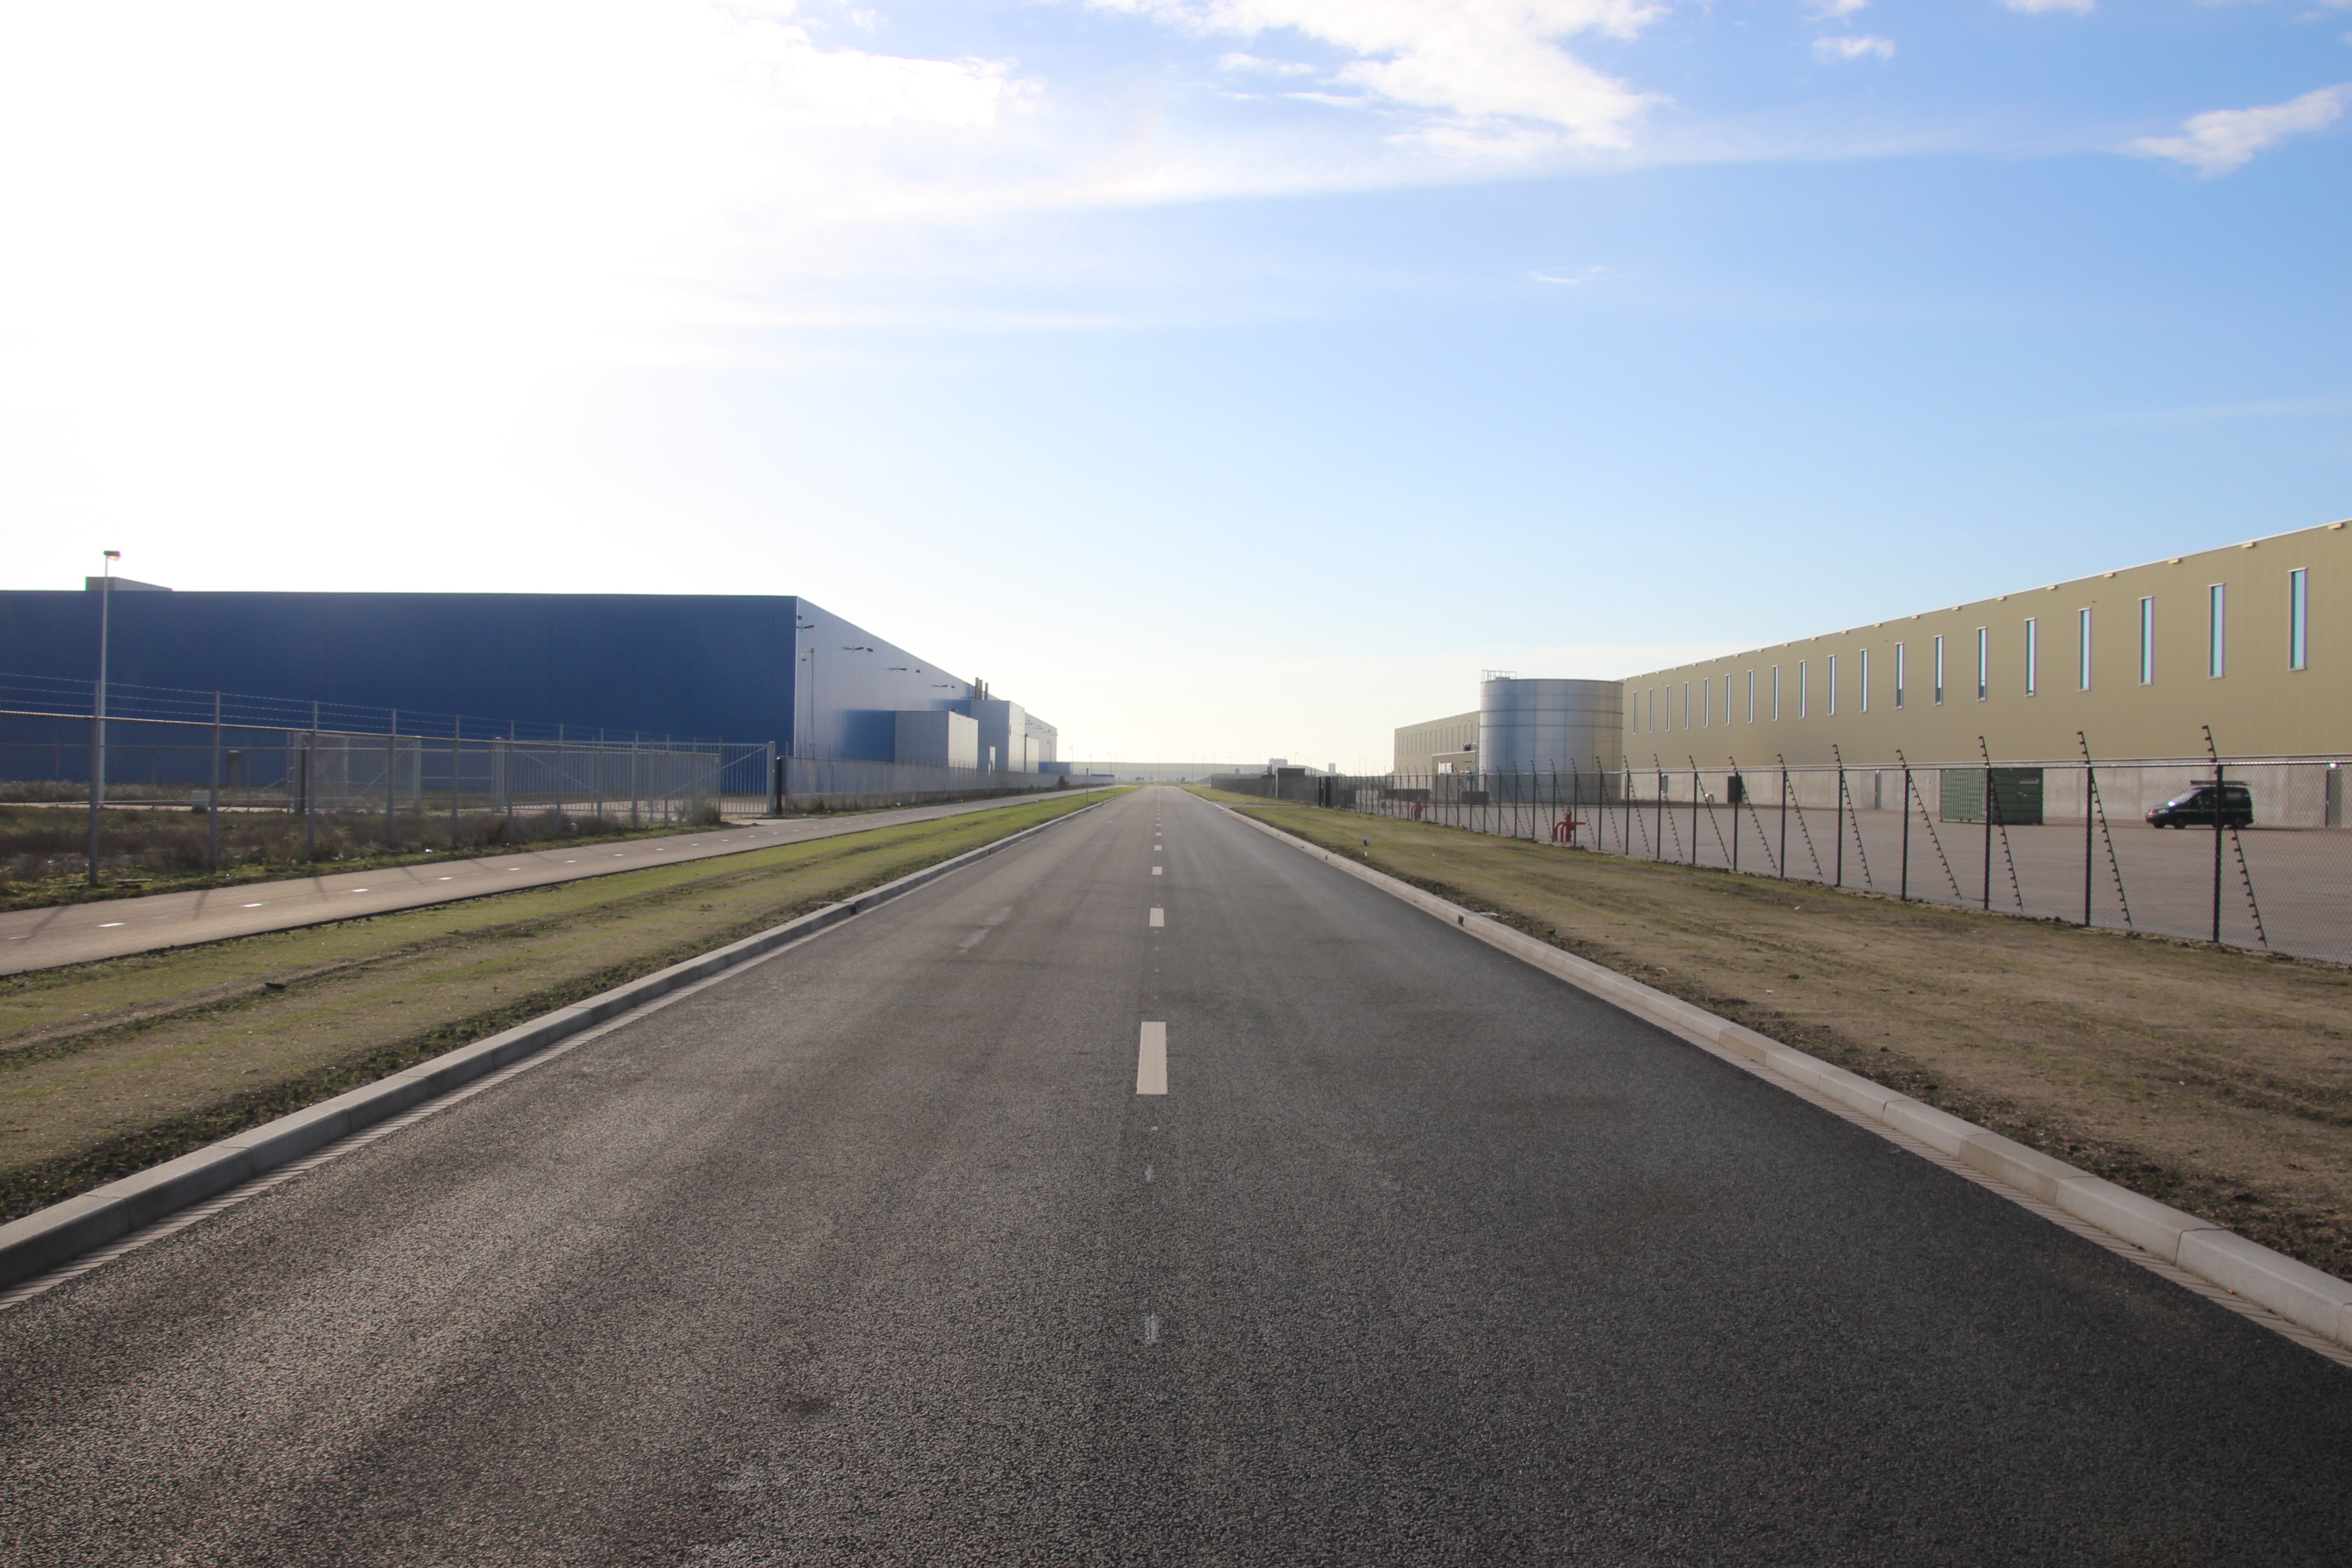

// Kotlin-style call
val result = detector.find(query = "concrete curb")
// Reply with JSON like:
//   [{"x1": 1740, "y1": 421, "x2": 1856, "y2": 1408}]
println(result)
[
  {"x1": 1222, "y1": 805, "x2": 2352, "y2": 1355},
  {"x1": 0, "y1": 796, "x2": 1111, "y2": 1292}
]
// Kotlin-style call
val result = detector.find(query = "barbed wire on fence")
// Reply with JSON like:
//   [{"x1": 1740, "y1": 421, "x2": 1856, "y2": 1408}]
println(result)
[{"x1": 1309, "y1": 742, "x2": 2348, "y2": 966}]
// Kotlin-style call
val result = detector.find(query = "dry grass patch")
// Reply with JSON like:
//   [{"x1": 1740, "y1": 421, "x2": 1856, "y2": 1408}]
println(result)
[{"x1": 1219, "y1": 797, "x2": 2352, "y2": 1279}]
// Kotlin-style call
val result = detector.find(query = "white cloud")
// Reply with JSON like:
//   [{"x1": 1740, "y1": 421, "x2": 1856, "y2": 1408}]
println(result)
[
  {"x1": 1998, "y1": 0, "x2": 2094, "y2": 14},
  {"x1": 2125, "y1": 84, "x2": 2349, "y2": 176},
  {"x1": 1218, "y1": 50, "x2": 1316, "y2": 74},
  {"x1": 1814, "y1": 35, "x2": 1897, "y2": 61},
  {"x1": 1807, "y1": 0, "x2": 1870, "y2": 18},
  {"x1": 1091, "y1": 1, "x2": 1666, "y2": 151},
  {"x1": 1530, "y1": 265, "x2": 1613, "y2": 284}
]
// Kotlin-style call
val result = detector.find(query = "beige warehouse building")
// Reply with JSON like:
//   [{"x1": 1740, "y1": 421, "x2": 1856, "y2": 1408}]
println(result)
[
  {"x1": 1618, "y1": 519, "x2": 2349, "y2": 768},
  {"x1": 1389, "y1": 517, "x2": 2352, "y2": 828},
  {"x1": 1392, "y1": 518, "x2": 2352, "y2": 777}
]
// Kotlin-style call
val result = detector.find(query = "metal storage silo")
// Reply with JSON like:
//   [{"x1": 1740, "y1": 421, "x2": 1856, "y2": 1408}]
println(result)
[{"x1": 1477, "y1": 677, "x2": 1623, "y2": 779}]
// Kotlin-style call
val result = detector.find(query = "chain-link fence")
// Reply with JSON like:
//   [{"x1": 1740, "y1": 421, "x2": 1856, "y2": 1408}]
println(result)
[
  {"x1": 1, "y1": 672, "x2": 1079, "y2": 887},
  {"x1": 1292, "y1": 752, "x2": 2352, "y2": 964}
]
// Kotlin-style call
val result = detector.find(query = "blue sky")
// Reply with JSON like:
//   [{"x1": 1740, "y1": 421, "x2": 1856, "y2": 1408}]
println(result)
[{"x1": 1, "y1": 0, "x2": 2345, "y2": 769}]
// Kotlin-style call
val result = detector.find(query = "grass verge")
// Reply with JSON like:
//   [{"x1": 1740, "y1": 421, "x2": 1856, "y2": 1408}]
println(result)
[
  {"x1": 0, "y1": 789, "x2": 1122, "y2": 1223},
  {"x1": 1209, "y1": 794, "x2": 2352, "y2": 1280}
]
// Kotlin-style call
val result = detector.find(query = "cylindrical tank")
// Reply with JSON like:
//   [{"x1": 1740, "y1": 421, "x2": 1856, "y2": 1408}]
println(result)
[{"x1": 1477, "y1": 678, "x2": 1623, "y2": 777}]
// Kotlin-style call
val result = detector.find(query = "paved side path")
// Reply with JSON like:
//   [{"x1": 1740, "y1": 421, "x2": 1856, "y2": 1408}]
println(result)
[
  {"x1": 0, "y1": 789, "x2": 1107, "y2": 976},
  {"x1": 0, "y1": 785, "x2": 2347, "y2": 1564}
]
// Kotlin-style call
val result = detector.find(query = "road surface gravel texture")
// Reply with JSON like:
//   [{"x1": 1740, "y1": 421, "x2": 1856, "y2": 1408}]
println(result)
[{"x1": 0, "y1": 787, "x2": 2347, "y2": 1566}]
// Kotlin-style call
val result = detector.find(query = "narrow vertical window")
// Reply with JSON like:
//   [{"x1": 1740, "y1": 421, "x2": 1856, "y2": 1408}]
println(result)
[
  {"x1": 1799, "y1": 660, "x2": 1809, "y2": 718},
  {"x1": 1976, "y1": 627, "x2": 1989, "y2": 701},
  {"x1": 1859, "y1": 648, "x2": 1871, "y2": 713},
  {"x1": 2078, "y1": 608, "x2": 2092, "y2": 691},
  {"x1": 2290, "y1": 568, "x2": 2308, "y2": 670},
  {"x1": 1682, "y1": 681, "x2": 1690, "y2": 728},
  {"x1": 2024, "y1": 619, "x2": 2038, "y2": 696},
  {"x1": 1746, "y1": 669, "x2": 1755, "y2": 723},
  {"x1": 2139, "y1": 598, "x2": 2154, "y2": 684},
  {"x1": 1771, "y1": 666, "x2": 1781, "y2": 720},
  {"x1": 1699, "y1": 677, "x2": 1710, "y2": 728},
  {"x1": 1933, "y1": 635, "x2": 1945, "y2": 704},
  {"x1": 2208, "y1": 585, "x2": 2226, "y2": 677},
  {"x1": 1894, "y1": 642, "x2": 1906, "y2": 709},
  {"x1": 1647, "y1": 689, "x2": 1654, "y2": 732},
  {"x1": 1827, "y1": 655, "x2": 1838, "y2": 715}
]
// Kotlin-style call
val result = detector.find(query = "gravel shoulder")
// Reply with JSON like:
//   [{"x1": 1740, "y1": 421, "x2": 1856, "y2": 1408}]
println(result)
[{"x1": 1213, "y1": 792, "x2": 2352, "y2": 1280}]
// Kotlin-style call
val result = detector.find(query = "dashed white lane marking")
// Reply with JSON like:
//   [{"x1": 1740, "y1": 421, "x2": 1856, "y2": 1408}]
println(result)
[
  {"x1": 350, "y1": 888, "x2": 368, "y2": 894},
  {"x1": 1149, "y1": 908, "x2": 1164, "y2": 928},
  {"x1": 1137, "y1": 1022, "x2": 1167, "y2": 1096},
  {"x1": 97, "y1": 921, "x2": 125, "y2": 928},
  {"x1": 1144, "y1": 1162, "x2": 1154, "y2": 1182},
  {"x1": 438, "y1": 877, "x2": 453, "y2": 881},
  {"x1": 242, "y1": 902, "x2": 265, "y2": 908},
  {"x1": 1151, "y1": 866, "x2": 1162, "y2": 876},
  {"x1": 1143, "y1": 1314, "x2": 1160, "y2": 1345}
]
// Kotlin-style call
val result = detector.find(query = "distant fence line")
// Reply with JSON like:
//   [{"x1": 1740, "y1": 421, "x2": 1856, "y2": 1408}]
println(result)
[
  {"x1": 1, "y1": 702, "x2": 1079, "y2": 884},
  {"x1": 1226, "y1": 747, "x2": 2352, "y2": 965}
]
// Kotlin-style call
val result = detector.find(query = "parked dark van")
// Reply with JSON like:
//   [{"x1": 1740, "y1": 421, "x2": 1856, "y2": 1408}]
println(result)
[{"x1": 2147, "y1": 782, "x2": 2254, "y2": 829}]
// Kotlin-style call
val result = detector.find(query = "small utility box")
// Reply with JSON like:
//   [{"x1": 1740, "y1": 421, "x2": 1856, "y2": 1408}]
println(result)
[{"x1": 1940, "y1": 767, "x2": 2044, "y2": 825}]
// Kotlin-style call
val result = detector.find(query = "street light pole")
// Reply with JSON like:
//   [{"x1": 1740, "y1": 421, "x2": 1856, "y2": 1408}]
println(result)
[{"x1": 84, "y1": 549, "x2": 119, "y2": 885}]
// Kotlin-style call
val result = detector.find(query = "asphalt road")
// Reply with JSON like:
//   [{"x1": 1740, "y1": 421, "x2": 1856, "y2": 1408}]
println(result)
[
  {"x1": 0, "y1": 788, "x2": 1107, "y2": 976},
  {"x1": 1, "y1": 785, "x2": 2347, "y2": 1565}
]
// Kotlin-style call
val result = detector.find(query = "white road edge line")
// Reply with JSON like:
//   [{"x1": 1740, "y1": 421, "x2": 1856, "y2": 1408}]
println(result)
[
  {"x1": 1222, "y1": 805, "x2": 2352, "y2": 1371},
  {"x1": 1137, "y1": 1022, "x2": 1168, "y2": 1096}
]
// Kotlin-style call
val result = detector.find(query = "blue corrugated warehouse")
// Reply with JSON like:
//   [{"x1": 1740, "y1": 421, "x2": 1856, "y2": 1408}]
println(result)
[{"x1": 0, "y1": 589, "x2": 1054, "y2": 767}]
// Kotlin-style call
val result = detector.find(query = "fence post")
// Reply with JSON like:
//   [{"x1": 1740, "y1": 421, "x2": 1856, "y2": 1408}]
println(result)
[
  {"x1": 450, "y1": 721, "x2": 461, "y2": 847},
  {"x1": 1689, "y1": 764, "x2": 1699, "y2": 866},
  {"x1": 386, "y1": 709, "x2": 399, "y2": 850},
  {"x1": 1981, "y1": 751, "x2": 1994, "y2": 911},
  {"x1": 210, "y1": 691, "x2": 223, "y2": 872},
  {"x1": 1834, "y1": 762, "x2": 1845, "y2": 888},
  {"x1": 2211, "y1": 757, "x2": 2226, "y2": 945},
  {"x1": 555, "y1": 724, "x2": 565, "y2": 832},
  {"x1": 766, "y1": 740, "x2": 780, "y2": 816},
  {"x1": 1731, "y1": 768, "x2": 1740, "y2": 871},
  {"x1": 1778, "y1": 760, "x2": 1790, "y2": 883},
  {"x1": 304, "y1": 703, "x2": 318, "y2": 863},
  {"x1": 1899, "y1": 762, "x2": 1911, "y2": 902},
  {"x1": 1654, "y1": 766, "x2": 1665, "y2": 861},
  {"x1": 2082, "y1": 758, "x2": 2095, "y2": 928}
]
